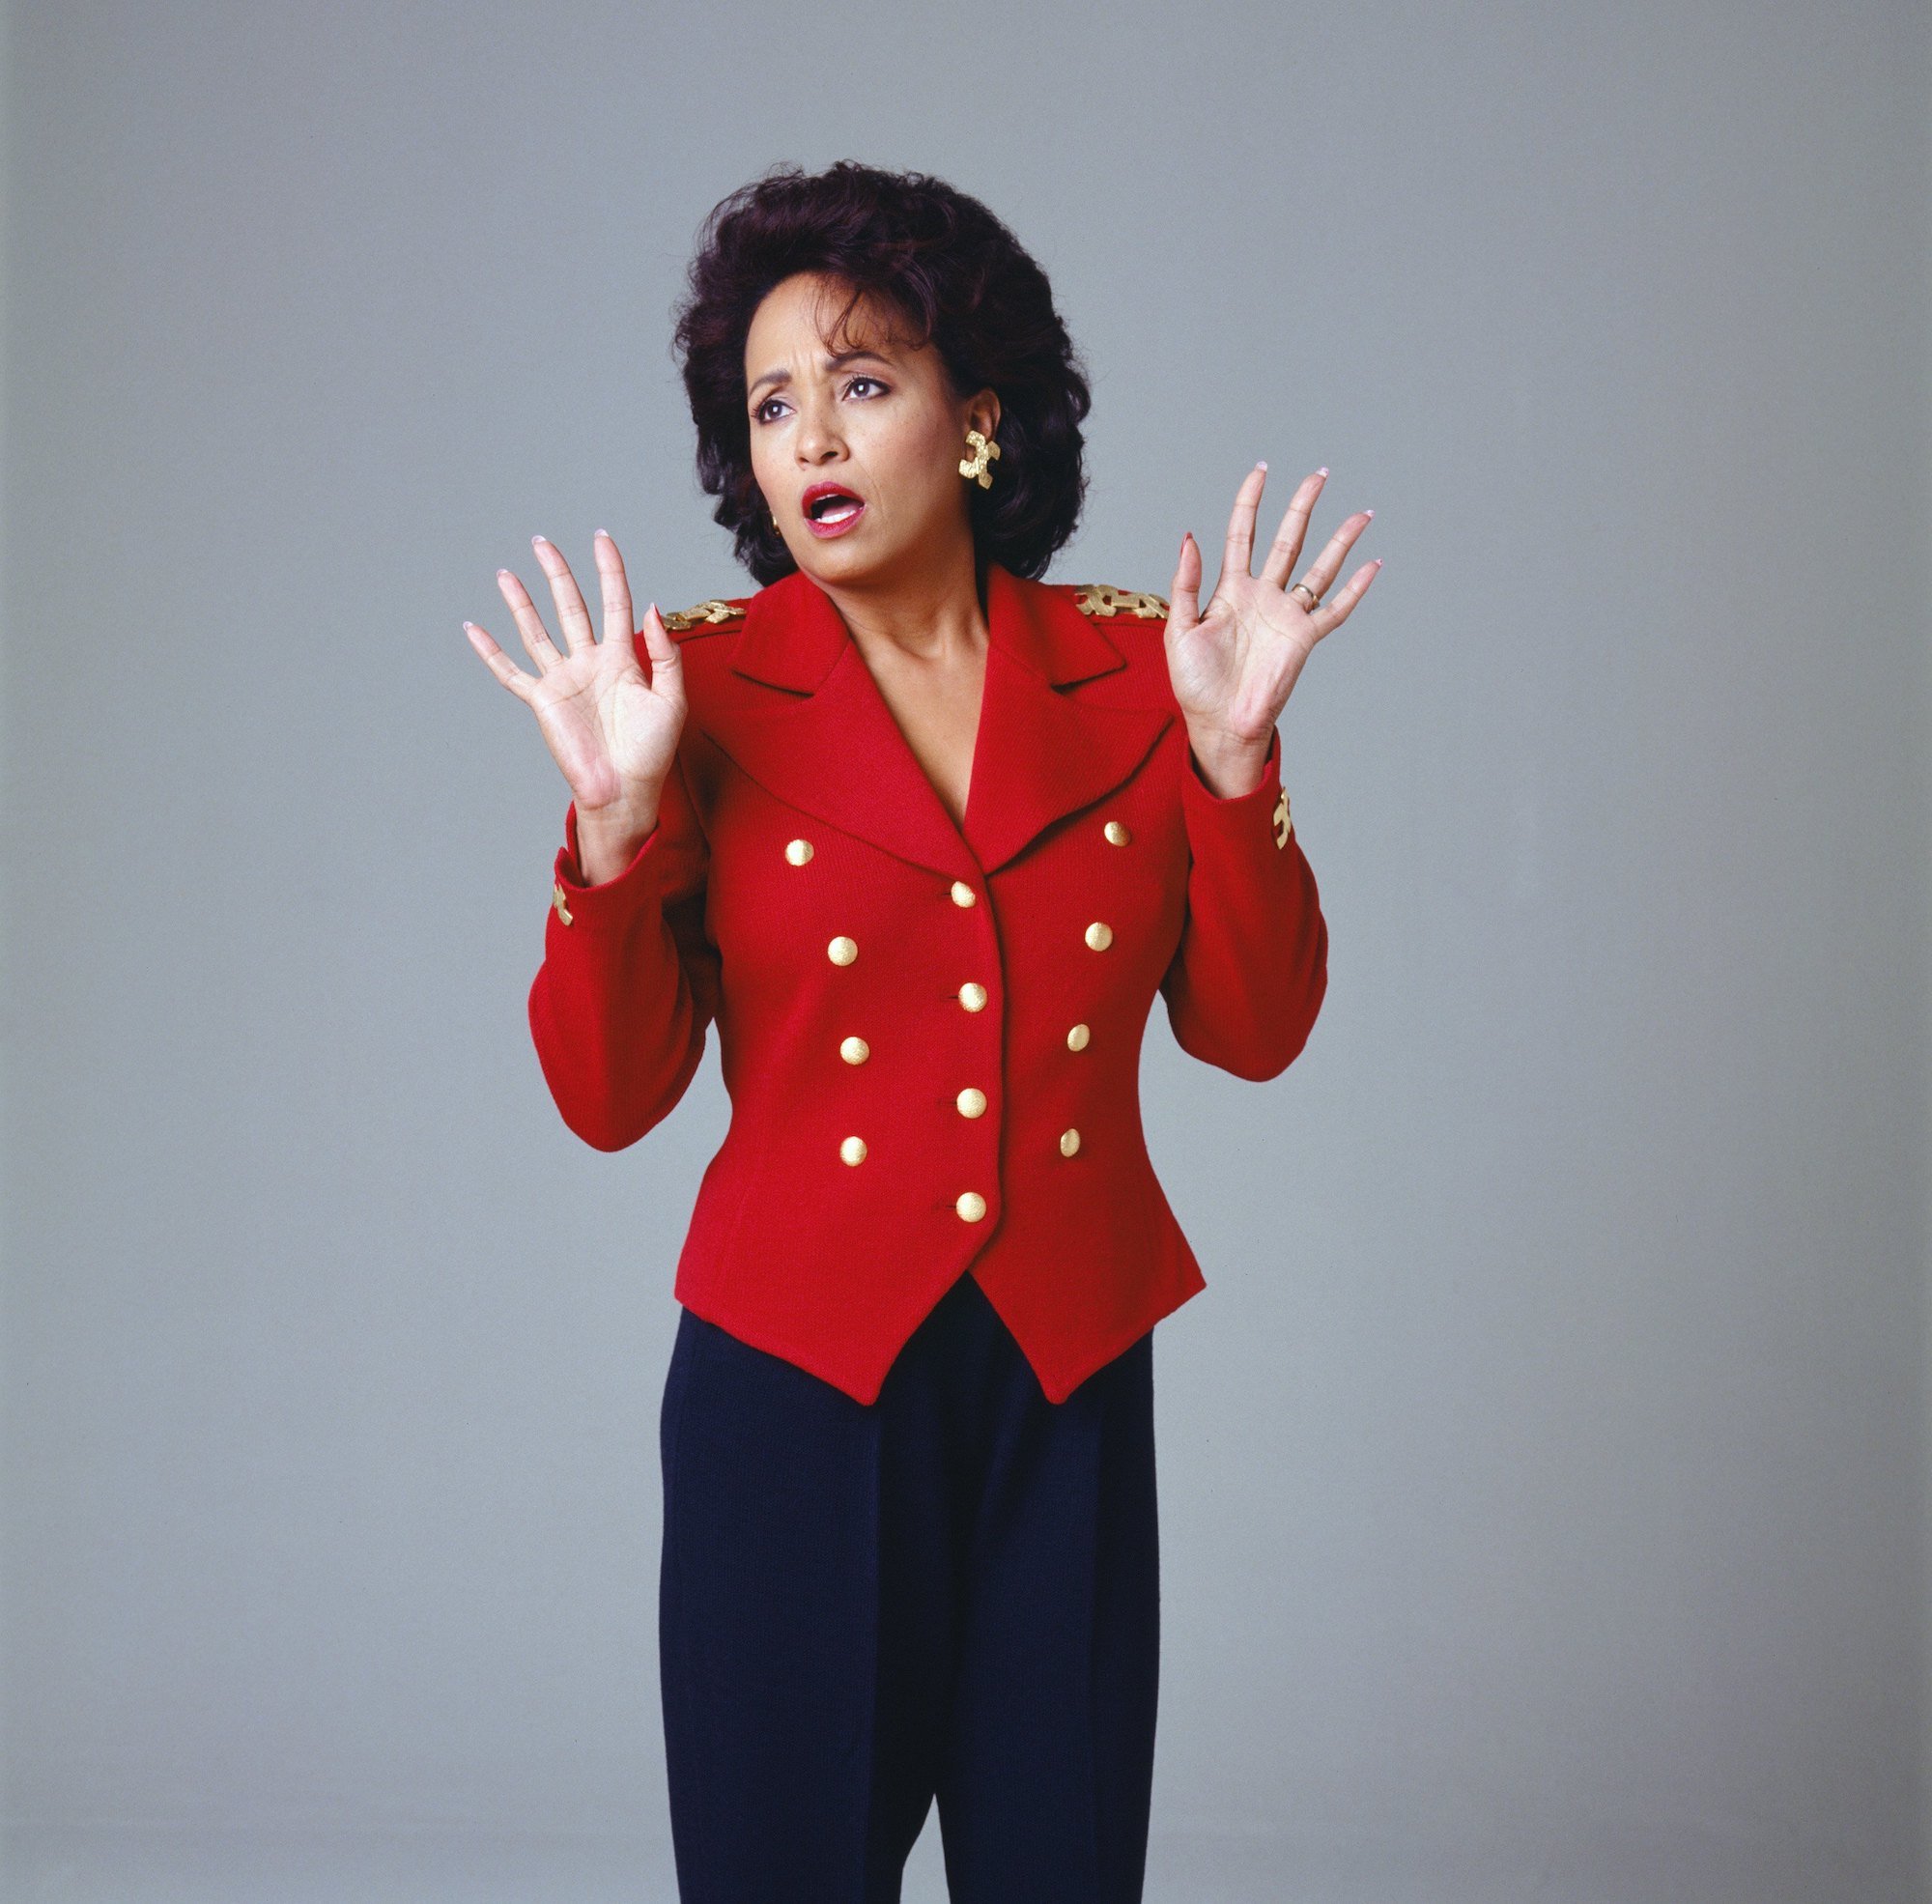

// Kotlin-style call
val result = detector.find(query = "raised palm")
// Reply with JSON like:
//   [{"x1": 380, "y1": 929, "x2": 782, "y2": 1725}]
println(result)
[
  {"x1": 464, "y1": 530, "x2": 684, "y2": 818},
  {"x1": 1165, "y1": 464, "x2": 1378, "y2": 750}
]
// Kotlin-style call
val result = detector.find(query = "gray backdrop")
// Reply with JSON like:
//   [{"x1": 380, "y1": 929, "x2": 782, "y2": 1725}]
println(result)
[{"x1": 4, "y1": 3, "x2": 1927, "y2": 1900}]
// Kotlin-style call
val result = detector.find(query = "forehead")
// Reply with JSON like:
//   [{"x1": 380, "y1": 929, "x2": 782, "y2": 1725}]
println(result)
[{"x1": 744, "y1": 271, "x2": 918, "y2": 362}]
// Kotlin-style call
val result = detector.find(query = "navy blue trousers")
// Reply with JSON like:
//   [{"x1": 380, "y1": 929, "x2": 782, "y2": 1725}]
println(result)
[{"x1": 658, "y1": 1268, "x2": 1160, "y2": 1903}]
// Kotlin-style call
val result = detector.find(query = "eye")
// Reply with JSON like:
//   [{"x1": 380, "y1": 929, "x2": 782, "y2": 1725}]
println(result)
[{"x1": 753, "y1": 370, "x2": 889, "y2": 422}]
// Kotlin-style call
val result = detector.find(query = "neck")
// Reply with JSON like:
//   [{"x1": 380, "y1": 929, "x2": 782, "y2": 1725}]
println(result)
[{"x1": 814, "y1": 528, "x2": 988, "y2": 665}]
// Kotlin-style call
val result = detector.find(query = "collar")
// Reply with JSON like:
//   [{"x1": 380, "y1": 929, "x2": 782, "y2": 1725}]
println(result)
[
  {"x1": 727, "y1": 561, "x2": 1132, "y2": 694},
  {"x1": 693, "y1": 561, "x2": 1174, "y2": 881}
]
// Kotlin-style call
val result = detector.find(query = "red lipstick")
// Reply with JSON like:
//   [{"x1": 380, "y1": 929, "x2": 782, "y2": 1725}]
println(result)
[{"x1": 800, "y1": 480, "x2": 867, "y2": 539}]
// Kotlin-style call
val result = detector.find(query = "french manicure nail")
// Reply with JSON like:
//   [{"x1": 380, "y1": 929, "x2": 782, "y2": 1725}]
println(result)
[
  {"x1": 532, "y1": 534, "x2": 549, "y2": 548},
  {"x1": 1317, "y1": 467, "x2": 1329, "y2": 478},
  {"x1": 1364, "y1": 508, "x2": 1375, "y2": 519},
  {"x1": 1257, "y1": 459, "x2": 1268, "y2": 471}
]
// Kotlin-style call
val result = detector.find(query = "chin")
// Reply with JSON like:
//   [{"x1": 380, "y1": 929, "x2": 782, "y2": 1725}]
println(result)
[{"x1": 791, "y1": 535, "x2": 898, "y2": 588}]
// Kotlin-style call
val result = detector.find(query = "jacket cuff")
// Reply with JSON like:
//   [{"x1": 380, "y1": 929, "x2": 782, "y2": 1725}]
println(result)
[
  {"x1": 1179, "y1": 725, "x2": 1287, "y2": 838},
  {"x1": 549, "y1": 799, "x2": 671, "y2": 931}
]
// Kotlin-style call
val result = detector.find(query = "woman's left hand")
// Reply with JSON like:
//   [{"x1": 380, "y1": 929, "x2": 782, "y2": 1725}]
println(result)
[{"x1": 1164, "y1": 463, "x2": 1379, "y2": 796}]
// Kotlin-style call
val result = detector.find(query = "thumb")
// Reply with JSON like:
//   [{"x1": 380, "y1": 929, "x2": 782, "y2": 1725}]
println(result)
[
  {"x1": 635, "y1": 602, "x2": 685, "y2": 693},
  {"x1": 1166, "y1": 532, "x2": 1204, "y2": 638}
]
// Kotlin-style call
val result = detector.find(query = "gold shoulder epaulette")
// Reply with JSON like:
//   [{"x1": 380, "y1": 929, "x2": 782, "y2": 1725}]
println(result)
[
  {"x1": 1070, "y1": 583, "x2": 1169, "y2": 620},
  {"x1": 659, "y1": 597, "x2": 748, "y2": 633}
]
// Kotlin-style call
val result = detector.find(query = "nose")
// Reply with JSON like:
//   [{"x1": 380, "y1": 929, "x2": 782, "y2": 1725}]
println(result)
[{"x1": 793, "y1": 389, "x2": 846, "y2": 465}]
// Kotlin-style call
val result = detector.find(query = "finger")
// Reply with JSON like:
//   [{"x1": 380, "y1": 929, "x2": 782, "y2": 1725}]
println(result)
[
  {"x1": 1218, "y1": 462, "x2": 1269, "y2": 593},
  {"x1": 531, "y1": 533, "x2": 597, "y2": 655},
  {"x1": 463, "y1": 620, "x2": 536, "y2": 704},
  {"x1": 1166, "y1": 531, "x2": 1204, "y2": 636},
  {"x1": 1288, "y1": 507, "x2": 1374, "y2": 607},
  {"x1": 496, "y1": 566, "x2": 570, "y2": 670},
  {"x1": 1257, "y1": 469, "x2": 1329, "y2": 589},
  {"x1": 1307, "y1": 558, "x2": 1383, "y2": 641},
  {"x1": 592, "y1": 528, "x2": 636, "y2": 651},
  {"x1": 635, "y1": 601, "x2": 686, "y2": 701}
]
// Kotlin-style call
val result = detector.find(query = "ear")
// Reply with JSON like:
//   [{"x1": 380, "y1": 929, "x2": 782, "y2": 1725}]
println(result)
[{"x1": 965, "y1": 388, "x2": 1002, "y2": 443}]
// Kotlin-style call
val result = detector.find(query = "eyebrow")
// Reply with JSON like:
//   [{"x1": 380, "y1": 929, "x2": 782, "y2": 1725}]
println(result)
[{"x1": 748, "y1": 348, "x2": 895, "y2": 400}]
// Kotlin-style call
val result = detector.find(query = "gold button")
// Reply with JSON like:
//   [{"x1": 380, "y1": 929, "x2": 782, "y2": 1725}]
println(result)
[
  {"x1": 1066, "y1": 1022, "x2": 1091, "y2": 1051},
  {"x1": 955, "y1": 1087, "x2": 987, "y2": 1118},
  {"x1": 1059, "y1": 1127, "x2": 1081, "y2": 1156},
  {"x1": 785, "y1": 838, "x2": 814, "y2": 866},
  {"x1": 839, "y1": 1135, "x2": 867, "y2": 1166},
  {"x1": 950, "y1": 879, "x2": 977, "y2": 907},
  {"x1": 1272, "y1": 788, "x2": 1293, "y2": 847},
  {"x1": 828, "y1": 935, "x2": 859, "y2": 965},
  {"x1": 955, "y1": 1191, "x2": 987, "y2": 1222},
  {"x1": 552, "y1": 880, "x2": 574, "y2": 926},
  {"x1": 1084, "y1": 921, "x2": 1114, "y2": 951},
  {"x1": 839, "y1": 1036, "x2": 870, "y2": 1065},
  {"x1": 958, "y1": 981, "x2": 988, "y2": 1011},
  {"x1": 1103, "y1": 820, "x2": 1131, "y2": 845}
]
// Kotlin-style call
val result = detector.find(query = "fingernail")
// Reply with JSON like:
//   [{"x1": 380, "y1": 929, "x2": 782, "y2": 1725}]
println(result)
[
  {"x1": 1256, "y1": 460, "x2": 1268, "y2": 471},
  {"x1": 497, "y1": 568, "x2": 511, "y2": 579},
  {"x1": 532, "y1": 533, "x2": 549, "y2": 548},
  {"x1": 462, "y1": 620, "x2": 476, "y2": 632},
  {"x1": 595, "y1": 528, "x2": 610, "y2": 540},
  {"x1": 1364, "y1": 508, "x2": 1375, "y2": 519},
  {"x1": 1317, "y1": 467, "x2": 1329, "y2": 478}
]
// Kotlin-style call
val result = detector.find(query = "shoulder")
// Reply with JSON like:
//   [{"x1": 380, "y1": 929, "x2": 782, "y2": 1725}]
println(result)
[
  {"x1": 1053, "y1": 581, "x2": 1171, "y2": 622},
  {"x1": 656, "y1": 595, "x2": 753, "y2": 641},
  {"x1": 1053, "y1": 582, "x2": 1175, "y2": 699},
  {"x1": 640, "y1": 596, "x2": 754, "y2": 697},
  {"x1": 629, "y1": 598, "x2": 753, "y2": 744}
]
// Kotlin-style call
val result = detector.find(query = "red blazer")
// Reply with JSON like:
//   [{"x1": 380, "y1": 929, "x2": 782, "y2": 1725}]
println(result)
[{"x1": 528, "y1": 561, "x2": 1328, "y2": 1406}]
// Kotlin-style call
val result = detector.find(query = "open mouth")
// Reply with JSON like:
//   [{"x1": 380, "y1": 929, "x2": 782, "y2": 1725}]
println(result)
[{"x1": 802, "y1": 483, "x2": 866, "y2": 534}]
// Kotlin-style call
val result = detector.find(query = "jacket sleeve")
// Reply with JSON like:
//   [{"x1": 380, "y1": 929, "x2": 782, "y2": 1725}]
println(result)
[
  {"x1": 526, "y1": 749, "x2": 719, "y2": 1151},
  {"x1": 1159, "y1": 724, "x2": 1328, "y2": 1081}
]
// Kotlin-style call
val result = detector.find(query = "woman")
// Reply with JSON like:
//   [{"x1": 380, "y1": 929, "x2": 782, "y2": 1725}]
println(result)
[{"x1": 464, "y1": 160, "x2": 1377, "y2": 1903}]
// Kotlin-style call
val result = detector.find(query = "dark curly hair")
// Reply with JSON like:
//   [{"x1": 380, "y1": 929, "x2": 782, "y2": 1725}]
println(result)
[{"x1": 671, "y1": 160, "x2": 1092, "y2": 586}]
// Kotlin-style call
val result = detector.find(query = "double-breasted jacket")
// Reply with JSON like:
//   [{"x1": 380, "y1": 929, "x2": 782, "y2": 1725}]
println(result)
[{"x1": 528, "y1": 560, "x2": 1328, "y2": 1405}]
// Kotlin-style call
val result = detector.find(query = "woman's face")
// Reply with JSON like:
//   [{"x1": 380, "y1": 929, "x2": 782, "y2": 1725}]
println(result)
[{"x1": 744, "y1": 271, "x2": 999, "y2": 590}]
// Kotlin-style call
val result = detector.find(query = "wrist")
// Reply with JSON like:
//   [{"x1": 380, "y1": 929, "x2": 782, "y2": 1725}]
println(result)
[
  {"x1": 1184, "y1": 724, "x2": 1273, "y2": 800},
  {"x1": 574, "y1": 792, "x2": 661, "y2": 885}
]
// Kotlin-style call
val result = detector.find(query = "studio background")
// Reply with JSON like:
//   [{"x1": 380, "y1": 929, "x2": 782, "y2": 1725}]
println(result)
[{"x1": 4, "y1": 3, "x2": 1927, "y2": 1900}]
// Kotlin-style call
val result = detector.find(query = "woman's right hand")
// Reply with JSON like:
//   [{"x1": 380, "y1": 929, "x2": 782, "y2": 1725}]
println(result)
[{"x1": 465, "y1": 530, "x2": 685, "y2": 850}]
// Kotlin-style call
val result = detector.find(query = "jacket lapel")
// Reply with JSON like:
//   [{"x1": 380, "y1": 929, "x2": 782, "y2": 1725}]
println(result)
[
  {"x1": 698, "y1": 562, "x2": 1174, "y2": 880},
  {"x1": 963, "y1": 566, "x2": 1175, "y2": 874}
]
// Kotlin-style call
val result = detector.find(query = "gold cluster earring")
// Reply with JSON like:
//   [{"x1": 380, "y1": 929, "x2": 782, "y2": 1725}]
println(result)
[{"x1": 959, "y1": 427, "x2": 1002, "y2": 490}]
